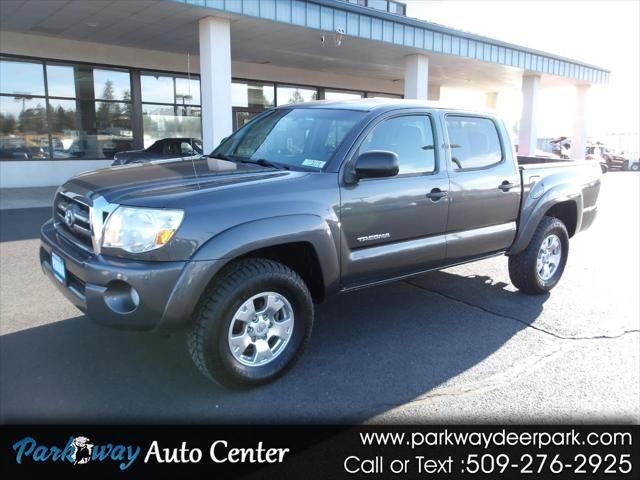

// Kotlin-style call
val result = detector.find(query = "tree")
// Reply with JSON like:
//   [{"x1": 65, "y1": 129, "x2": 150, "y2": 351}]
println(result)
[
  {"x1": 18, "y1": 104, "x2": 47, "y2": 133},
  {"x1": 288, "y1": 89, "x2": 305, "y2": 104},
  {"x1": 0, "y1": 113, "x2": 17, "y2": 135}
]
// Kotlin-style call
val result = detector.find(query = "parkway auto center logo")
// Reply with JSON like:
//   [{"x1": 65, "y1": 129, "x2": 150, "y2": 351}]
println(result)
[
  {"x1": 12, "y1": 435, "x2": 141, "y2": 470},
  {"x1": 10, "y1": 435, "x2": 290, "y2": 472}
]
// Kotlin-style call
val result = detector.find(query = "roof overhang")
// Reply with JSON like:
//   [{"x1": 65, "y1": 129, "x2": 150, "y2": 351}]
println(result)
[{"x1": 0, "y1": 0, "x2": 609, "y2": 90}]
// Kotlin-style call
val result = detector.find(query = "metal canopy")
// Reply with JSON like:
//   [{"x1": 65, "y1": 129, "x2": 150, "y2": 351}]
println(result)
[{"x1": 0, "y1": 0, "x2": 609, "y2": 89}]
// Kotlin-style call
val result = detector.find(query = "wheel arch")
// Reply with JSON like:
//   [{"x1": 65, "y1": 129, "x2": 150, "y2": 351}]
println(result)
[
  {"x1": 509, "y1": 186, "x2": 582, "y2": 255},
  {"x1": 192, "y1": 214, "x2": 340, "y2": 302}
]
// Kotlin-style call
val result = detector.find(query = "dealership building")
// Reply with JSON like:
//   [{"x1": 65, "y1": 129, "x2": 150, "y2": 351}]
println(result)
[{"x1": 0, "y1": 0, "x2": 609, "y2": 188}]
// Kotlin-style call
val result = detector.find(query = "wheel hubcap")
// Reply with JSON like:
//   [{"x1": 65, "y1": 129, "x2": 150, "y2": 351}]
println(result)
[
  {"x1": 228, "y1": 292, "x2": 294, "y2": 367},
  {"x1": 536, "y1": 234, "x2": 562, "y2": 281}
]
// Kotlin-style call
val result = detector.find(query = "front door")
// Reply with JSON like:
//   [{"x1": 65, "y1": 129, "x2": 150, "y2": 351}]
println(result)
[
  {"x1": 340, "y1": 113, "x2": 450, "y2": 288},
  {"x1": 443, "y1": 114, "x2": 521, "y2": 260}
]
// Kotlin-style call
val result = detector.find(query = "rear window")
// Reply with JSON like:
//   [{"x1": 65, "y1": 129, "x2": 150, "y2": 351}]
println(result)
[{"x1": 446, "y1": 116, "x2": 503, "y2": 170}]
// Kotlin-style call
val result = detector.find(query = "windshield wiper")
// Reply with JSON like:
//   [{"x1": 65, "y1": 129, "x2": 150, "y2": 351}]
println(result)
[
  {"x1": 208, "y1": 154, "x2": 289, "y2": 170},
  {"x1": 238, "y1": 158, "x2": 290, "y2": 170}
]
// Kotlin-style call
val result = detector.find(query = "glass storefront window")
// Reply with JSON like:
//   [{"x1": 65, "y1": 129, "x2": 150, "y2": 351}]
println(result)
[
  {"x1": 88, "y1": 100, "x2": 133, "y2": 159},
  {"x1": 142, "y1": 104, "x2": 201, "y2": 148},
  {"x1": 0, "y1": 58, "x2": 45, "y2": 97},
  {"x1": 368, "y1": 0, "x2": 388, "y2": 11},
  {"x1": 141, "y1": 73, "x2": 174, "y2": 103},
  {"x1": 232, "y1": 81, "x2": 275, "y2": 109},
  {"x1": 175, "y1": 77, "x2": 200, "y2": 106},
  {"x1": 141, "y1": 71, "x2": 202, "y2": 147},
  {"x1": 365, "y1": 92, "x2": 403, "y2": 99},
  {"x1": 324, "y1": 90, "x2": 364, "y2": 100},
  {"x1": 47, "y1": 99, "x2": 77, "y2": 159},
  {"x1": 46, "y1": 98, "x2": 133, "y2": 160},
  {"x1": 0, "y1": 95, "x2": 49, "y2": 160},
  {"x1": 141, "y1": 73, "x2": 201, "y2": 106},
  {"x1": 276, "y1": 85, "x2": 318, "y2": 106},
  {"x1": 2, "y1": 55, "x2": 405, "y2": 162},
  {"x1": 93, "y1": 68, "x2": 131, "y2": 101},
  {"x1": 46, "y1": 64, "x2": 76, "y2": 98}
]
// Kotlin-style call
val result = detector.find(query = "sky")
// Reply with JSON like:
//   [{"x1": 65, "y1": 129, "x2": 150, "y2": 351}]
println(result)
[{"x1": 404, "y1": 0, "x2": 640, "y2": 154}]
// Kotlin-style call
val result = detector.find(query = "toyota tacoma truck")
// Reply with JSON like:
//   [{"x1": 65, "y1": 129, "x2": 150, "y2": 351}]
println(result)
[{"x1": 40, "y1": 99, "x2": 601, "y2": 387}]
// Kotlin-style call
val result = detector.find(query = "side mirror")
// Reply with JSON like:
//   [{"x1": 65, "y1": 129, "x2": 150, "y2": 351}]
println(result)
[{"x1": 351, "y1": 150, "x2": 399, "y2": 181}]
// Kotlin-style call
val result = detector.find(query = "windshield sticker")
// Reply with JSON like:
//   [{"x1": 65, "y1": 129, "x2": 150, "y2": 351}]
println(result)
[{"x1": 302, "y1": 159, "x2": 326, "y2": 168}]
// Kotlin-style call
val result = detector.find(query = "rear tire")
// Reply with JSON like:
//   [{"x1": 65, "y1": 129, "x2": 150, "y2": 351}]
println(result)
[
  {"x1": 508, "y1": 217, "x2": 569, "y2": 295},
  {"x1": 187, "y1": 258, "x2": 313, "y2": 388}
]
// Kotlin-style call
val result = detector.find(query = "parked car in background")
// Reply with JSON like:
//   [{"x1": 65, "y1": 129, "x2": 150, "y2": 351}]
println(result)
[
  {"x1": 600, "y1": 147, "x2": 630, "y2": 170},
  {"x1": 585, "y1": 144, "x2": 609, "y2": 173},
  {"x1": 631, "y1": 159, "x2": 639, "y2": 171},
  {"x1": 112, "y1": 138, "x2": 203, "y2": 165},
  {"x1": 0, "y1": 139, "x2": 48, "y2": 160}
]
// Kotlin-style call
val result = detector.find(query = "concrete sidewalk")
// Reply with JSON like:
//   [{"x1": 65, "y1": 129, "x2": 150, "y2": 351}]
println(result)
[{"x1": 0, "y1": 187, "x2": 57, "y2": 210}]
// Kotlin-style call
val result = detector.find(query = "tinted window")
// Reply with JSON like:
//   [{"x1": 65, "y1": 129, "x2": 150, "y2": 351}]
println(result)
[
  {"x1": 0, "y1": 58, "x2": 45, "y2": 96},
  {"x1": 324, "y1": 90, "x2": 363, "y2": 100},
  {"x1": 175, "y1": 77, "x2": 200, "y2": 105},
  {"x1": 46, "y1": 64, "x2": 76, "y2": 98},
  {"x1": 0, "y1": 96, "x2": 48, "y2": 160},
  {"x1": 446, "y1": 116, "x2": 502, "y2": 170},
  {"x1": 360, "y1": 115, "x2": 436, "y2": 175},
  {"x1": 141, "y1": 73, "x2": 174, "y2": 103},
  {"x1": 162, "y1": 141, "x2": 182, "y2": 156},
  {"x1": 147, "y1": 141, "x2": 162, "y2": 153},
  {"x1": 276, "y1": 86, "x2": 317, "y2": 105},
  {"x1": 180, "y1": 141, "x2": 196, "y2": 154},
  {"x1": 233, "y1": 81, "x2": 275, "y2": 109},
  {"x1": 93, "y1": 68, "x2": 131, "y2": 101}
]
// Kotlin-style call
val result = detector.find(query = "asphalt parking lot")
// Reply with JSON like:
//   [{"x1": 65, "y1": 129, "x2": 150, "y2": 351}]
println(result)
[{"x1": 1, "y1": 172, "x2": 638, "y2": 424}]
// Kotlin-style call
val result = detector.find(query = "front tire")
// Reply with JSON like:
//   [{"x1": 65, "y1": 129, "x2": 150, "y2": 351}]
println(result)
[
  {"x1": 187, "y1": 258, "x2": 313, "y2": 388},
  {"x1": 508, "y1": 217, "x2": 569, "y2": 294}
]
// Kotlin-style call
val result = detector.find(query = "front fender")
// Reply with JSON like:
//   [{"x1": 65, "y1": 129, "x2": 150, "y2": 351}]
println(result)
[
  {"x1": 192, "y1": 214, "x2": 340, "y2": 294},
  {"x1": 508, "y1": 184, "x2": 582, "y2": 255}
]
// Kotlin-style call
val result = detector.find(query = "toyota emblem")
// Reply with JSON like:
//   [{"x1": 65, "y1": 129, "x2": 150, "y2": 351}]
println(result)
[{"x1": 64, "y1": 208, "x2": 76, "y2": 227}]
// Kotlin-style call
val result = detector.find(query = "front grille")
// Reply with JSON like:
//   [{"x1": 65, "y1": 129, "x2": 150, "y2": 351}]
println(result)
[{"x1": 54, "y1": 191, "x2": 94, "y2": 252}]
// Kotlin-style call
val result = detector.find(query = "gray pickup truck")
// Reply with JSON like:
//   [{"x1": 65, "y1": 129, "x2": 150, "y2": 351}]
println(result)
[{"x1": 40, "y1": 99, "x2": 601, "y2": 387}]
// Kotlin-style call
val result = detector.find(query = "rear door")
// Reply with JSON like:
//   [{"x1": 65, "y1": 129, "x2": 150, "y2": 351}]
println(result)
[
  {"x1": 340, "y1": 111, "x2": 450, "y2": 287},
  {"x1": 442, "y1": 113, "x2": 520, "y2": 260}
]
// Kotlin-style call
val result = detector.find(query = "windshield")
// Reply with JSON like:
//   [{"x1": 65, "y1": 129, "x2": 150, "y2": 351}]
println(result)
[{"x1": 212, "y1": 108, "x2": 365, "y2": 171}]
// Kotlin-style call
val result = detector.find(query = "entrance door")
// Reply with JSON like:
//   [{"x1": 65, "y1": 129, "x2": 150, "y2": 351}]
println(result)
[{"x1": 340, "y1": 112, "x2": 450, "y2": 288}]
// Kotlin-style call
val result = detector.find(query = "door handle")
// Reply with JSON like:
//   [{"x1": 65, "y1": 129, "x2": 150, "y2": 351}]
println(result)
[
  {"x1": 499, "y1": 181, "x2": 516, "y2": 192},
  {"x1": 426, "y1": 188, "x2": 448, "y2": 201}
]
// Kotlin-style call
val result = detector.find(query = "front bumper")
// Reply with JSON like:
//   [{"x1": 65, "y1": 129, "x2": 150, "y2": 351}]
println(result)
[{"x1": 40, "y1": 220, "x2": 221, "y2": 331}]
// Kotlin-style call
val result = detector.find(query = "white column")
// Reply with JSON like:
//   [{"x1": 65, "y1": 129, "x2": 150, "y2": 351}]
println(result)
[
  {"x1": 485, "y1": 91, "x2": 498, "y2": 110},
  {"x1": 571, "y1": 84, "x2": 590, "y2": 160},
  {"x1": 518, "y1": 75, "x2": 540, "y2": 156},
  {"x1": 199, "y1": 16, "x2": 232, "y2": 152},
  {"x1": 404, "y1": 54, "x2": 429, "y2": 100}
]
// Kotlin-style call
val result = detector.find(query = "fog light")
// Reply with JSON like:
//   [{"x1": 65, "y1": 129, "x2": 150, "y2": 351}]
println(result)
[{"x1": 104, "y1": 280, "x2": 140, "y2": 314}]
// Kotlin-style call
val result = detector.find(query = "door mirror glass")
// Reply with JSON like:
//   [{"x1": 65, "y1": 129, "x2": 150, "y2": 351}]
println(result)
[{"x1": 354, "y1": 150, "x2": 399, "y2": 180}]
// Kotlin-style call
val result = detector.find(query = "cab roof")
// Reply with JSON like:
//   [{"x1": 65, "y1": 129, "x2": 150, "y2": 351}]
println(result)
[{"x1": 278, "y1": 98, "x2": 490, "y2": 115}]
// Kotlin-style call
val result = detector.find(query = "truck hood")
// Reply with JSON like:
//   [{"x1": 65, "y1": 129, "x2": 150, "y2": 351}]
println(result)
[{"x1": 65, "y1": 157, "x2": 296, "y2": 206}]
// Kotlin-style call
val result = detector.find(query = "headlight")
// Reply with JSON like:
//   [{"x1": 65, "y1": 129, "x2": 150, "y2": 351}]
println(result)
[{"x1": 102, "y1": 207, "x2": 184, "y2": 253}]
